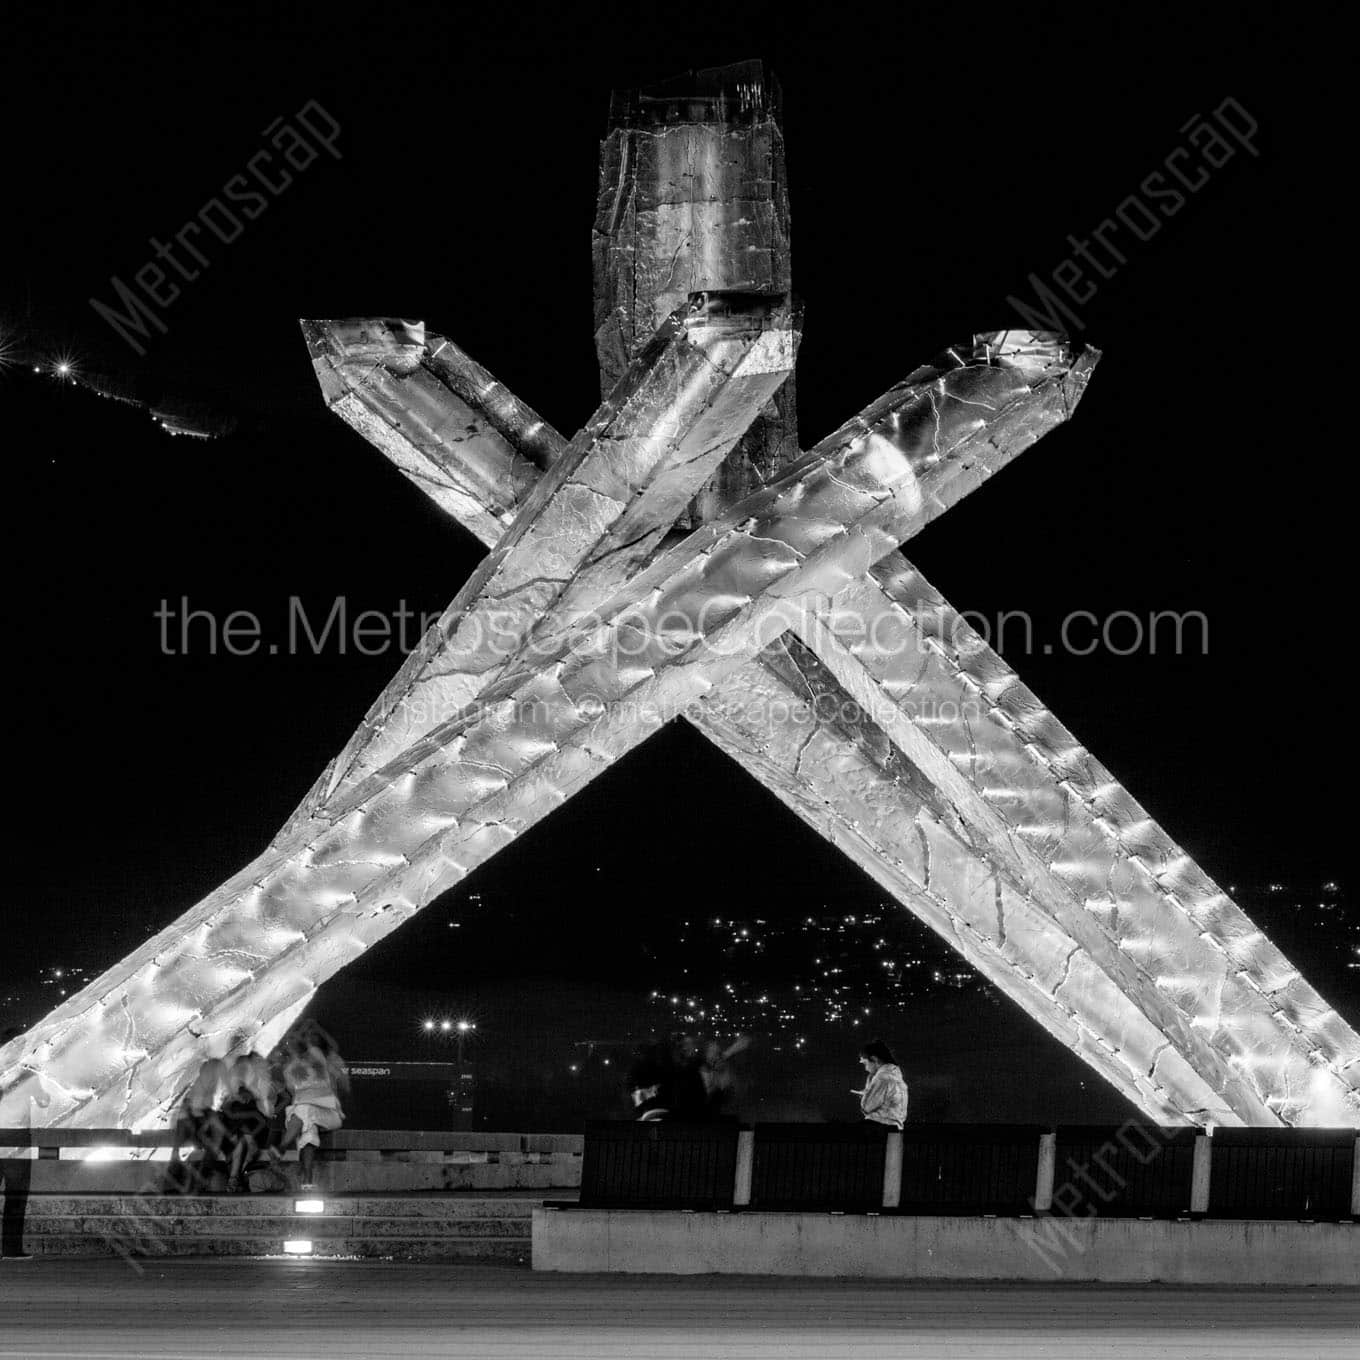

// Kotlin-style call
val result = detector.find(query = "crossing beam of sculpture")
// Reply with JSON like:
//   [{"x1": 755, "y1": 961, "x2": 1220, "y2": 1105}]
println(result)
[{"x1": 3, "y1": 61, "x2": 1356, "y2": 1133}]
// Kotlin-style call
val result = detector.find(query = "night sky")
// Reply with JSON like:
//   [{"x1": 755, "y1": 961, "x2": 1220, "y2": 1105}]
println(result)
[{"x1": 3, "y1": 4, "x2": 1350, "y2": 1123}]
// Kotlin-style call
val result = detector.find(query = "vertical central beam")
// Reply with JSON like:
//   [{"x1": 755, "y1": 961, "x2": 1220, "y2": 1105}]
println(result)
[{"x1": 594, "y1": 60, "x2": 799, "y2": 521}]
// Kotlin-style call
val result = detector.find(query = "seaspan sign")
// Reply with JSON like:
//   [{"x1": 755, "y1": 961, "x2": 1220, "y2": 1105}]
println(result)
[{"x1": 347, "y1": 1061, "x2": 461, "y2": 1082}]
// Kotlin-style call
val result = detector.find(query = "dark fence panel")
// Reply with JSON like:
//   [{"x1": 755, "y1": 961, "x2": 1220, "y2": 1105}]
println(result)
[
  {"x1": 751, "y1": 1122, "x2": 887, "y2": 1210},
  {"x1": 896, "y1": 1124, "x2": 1045, "y2": 1214},
  {"x1": 1053, "y1": 1125, "x2": 1196, "y2": 1217},
  {"x1": 578, "y1": 1121, "x2": 739, "y2": 1209},
  {"x1": 1208, "y1": 1128, "x2": 1355, "y2": 1220}
]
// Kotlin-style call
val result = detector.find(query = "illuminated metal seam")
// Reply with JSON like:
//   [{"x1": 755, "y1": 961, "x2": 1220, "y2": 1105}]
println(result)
[{"x1": 0, "y1": 353, "x2": 1072, "y2": 1130}]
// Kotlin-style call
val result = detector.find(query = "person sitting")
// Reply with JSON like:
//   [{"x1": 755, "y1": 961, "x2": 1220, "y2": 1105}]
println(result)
[
  {"x1": 220, "y1": 1055, "x2": 275, "y2": 1194},
  {"x1": 852, "y1": 1039, "x2": 909, "y2": 1129},
  {"x1": 274, "y1": 1027, "x2": 347, "y2": 1190}
]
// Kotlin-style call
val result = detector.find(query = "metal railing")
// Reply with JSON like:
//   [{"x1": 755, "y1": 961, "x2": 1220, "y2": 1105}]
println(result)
[{"x1": 575, "y1": 1122, "x2": 1360, "y2": 1221}]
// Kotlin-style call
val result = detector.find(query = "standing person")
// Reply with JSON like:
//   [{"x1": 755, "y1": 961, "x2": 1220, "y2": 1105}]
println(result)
[
  {"x1": 277, "y1": 1027, "x2": 347, "y2": 1190},
  {"x1": 625, "y1": 1038, "x2": 672, "y2": 1120},
  {"x1": 700, "y1": 1035, "x2": 750, "y2": 1118},
  {"x1": 668, "y1": 1033, "x2": 708, "y2": 1121},
  {"x1": 852, "y1": 1039, "x2": 909, "y2": 1129}
]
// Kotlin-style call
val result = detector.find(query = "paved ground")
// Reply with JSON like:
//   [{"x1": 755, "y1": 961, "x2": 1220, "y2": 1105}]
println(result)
[{"x1": 2, "y1": 1259, "x2": 1356, "y2": 1359}]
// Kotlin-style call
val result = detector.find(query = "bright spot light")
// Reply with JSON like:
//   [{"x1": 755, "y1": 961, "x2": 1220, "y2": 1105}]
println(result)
[
  {"x1": 421, "y1": 1019, "x2": 435, "y2": 1032},
  {"x1": 56, "y1": 362, "x2": 71, "y2": 375},
  {"x1": 439, "y1": 1020, "x2": 452, "y2": 1032},
  {"x1": 569, "y1": 1064, "x2": 578, "y2": 1072},
  {"x1": 456, "y1": 1021, "x2": 471, "y2": 1032},
  {"x1": 282, "y1": 1239, "x2": 313, "y2": 1255},
  {"x1": 294, "y1": 1199, "x2": 324, "y2": 1214}
]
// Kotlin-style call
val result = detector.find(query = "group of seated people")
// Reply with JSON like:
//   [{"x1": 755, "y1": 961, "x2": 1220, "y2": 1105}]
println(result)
[{"x1": 167, "y1": 1022, "x2": 347, "y2": 1193}]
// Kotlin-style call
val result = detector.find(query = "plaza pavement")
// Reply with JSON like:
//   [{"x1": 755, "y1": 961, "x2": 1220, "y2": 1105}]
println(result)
[{"x1": 1, "y1": 1258, "x2": 1356, "y2": 1359}]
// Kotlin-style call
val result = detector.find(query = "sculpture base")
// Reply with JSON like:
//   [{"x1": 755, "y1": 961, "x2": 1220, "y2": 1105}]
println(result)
[{"x1": 532, "y1": 1206, "x2": 1359, "y2": 1285}]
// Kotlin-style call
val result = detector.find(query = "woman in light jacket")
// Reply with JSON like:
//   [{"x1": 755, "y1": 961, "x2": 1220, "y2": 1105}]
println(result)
[
  {"x1": 274, "y1": 1024, "x2": 348, "y2": 1191},
  {"x1": 854, "y1": 1039, "x2": 909, "y2": 1129}
]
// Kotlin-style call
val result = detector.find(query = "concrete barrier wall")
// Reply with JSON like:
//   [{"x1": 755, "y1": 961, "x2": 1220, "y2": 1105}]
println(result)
[
  {"x1": 20, "y1": 1151, "x2": 582, "y2": 1194},
  {"x1": 2, "y1": 1131, "x2": 584, "y2": 1194},
  {"x1": 532, "y1": 1207, "x2": 1360, "y2": 1286},
  {"x1": 20, "y1": 1194, "x2": 536, "y2": 1262}
]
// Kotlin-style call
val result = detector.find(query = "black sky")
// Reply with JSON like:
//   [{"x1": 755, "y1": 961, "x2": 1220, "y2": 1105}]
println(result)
[{"x1": 2, "y1": 3, "x2": 1352, "y2": 1113}]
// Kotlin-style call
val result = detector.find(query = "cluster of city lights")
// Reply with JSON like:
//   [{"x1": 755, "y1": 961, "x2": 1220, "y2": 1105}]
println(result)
[
  {"x1": 0, "y1": 328, "x2": 223, "y2": 440},
  {"x1": 38, "y1": 963, "x2": 91, "y2": 1000},
  {"x1": 650, "y1": 905, "x2": 987, "y2": 1037}
]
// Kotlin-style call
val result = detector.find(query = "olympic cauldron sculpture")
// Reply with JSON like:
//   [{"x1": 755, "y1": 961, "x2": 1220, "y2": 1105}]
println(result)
[{"x1": 3, "y1": 62, "x2": 1356, "y2": 1132}]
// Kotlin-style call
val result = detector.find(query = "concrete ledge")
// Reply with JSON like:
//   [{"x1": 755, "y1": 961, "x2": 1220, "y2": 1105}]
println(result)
[
  {"x1": 532, "y1": 1207, "x2": 1360, "y2": 1285},
  {"x1": 22, "y1": 1234, "x2": 529, "y2": 1262},
  {"x1": 1, "y1": 1129, "x2": 583, "y2": 1153},
  {"x1": 13, "y1": 1194, "x2": 539, "y2": 1261},
  {"x1": 17, "y1": 1152, "x2": 581, "y2": 1195}
]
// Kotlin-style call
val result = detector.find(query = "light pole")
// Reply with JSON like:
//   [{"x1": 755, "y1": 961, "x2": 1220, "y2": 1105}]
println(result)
[{"x1": 455, "y1": 1020, "x2": 475, "y2": 1066}]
